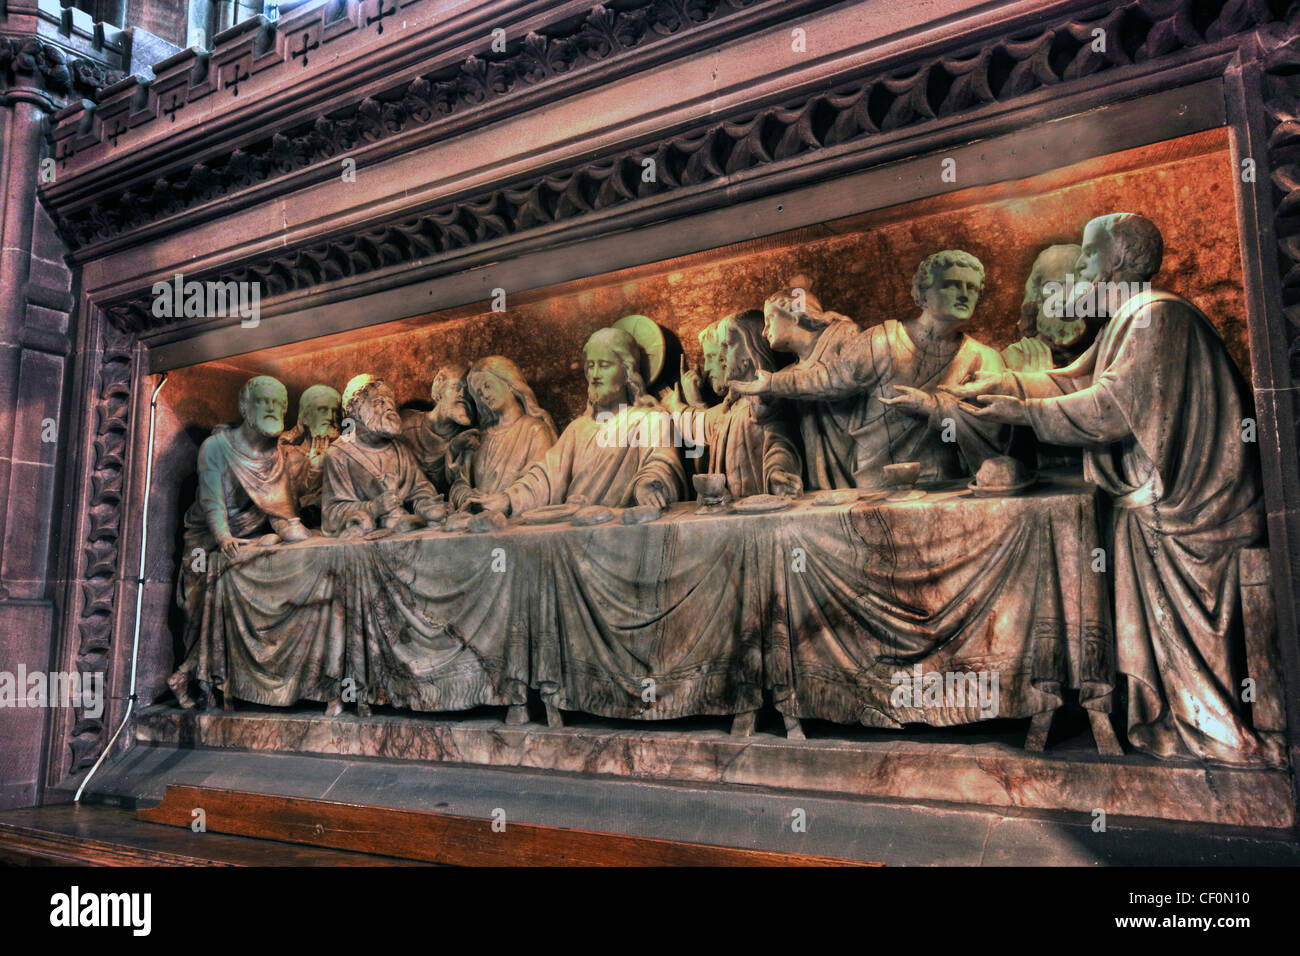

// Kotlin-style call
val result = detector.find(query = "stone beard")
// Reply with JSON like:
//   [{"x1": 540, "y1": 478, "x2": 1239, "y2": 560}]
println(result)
[
  {"x1": 401, "y1": 364, "x2": 473, "y2": 493},
  {"x1": 323, "y1": 382, "x2": 443, "y2": 534},
  {"x1": 494, "y1": 329, "x2": 686, "y2": 512}
]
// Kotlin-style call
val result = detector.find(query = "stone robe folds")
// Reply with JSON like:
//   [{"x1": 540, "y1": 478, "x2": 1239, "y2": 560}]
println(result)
[
  {"x1": 767, "y1": 319, "x2": 1007, "y2": 490},
  {"x1": 708, "y1": 395, "x2": 801, "y2": 499},
  {"x1": 504, "y1": 404, "x2": 686, "y2": 513},
  {"x1": 449, "y1": 415, "x2": 557, "y2": 509},
  {"x1": 322, "y1": 436, "x2": 442, "y2": 534},
  {"x1": 1006, "y1": 290, "x2": 1276, "y2": 765},
  {"x1": 400, "y1": 410, "x2": 459, "y2": 492},
  {"x1": 176, "y1": 426, "x2": 299, "y2": 664}
]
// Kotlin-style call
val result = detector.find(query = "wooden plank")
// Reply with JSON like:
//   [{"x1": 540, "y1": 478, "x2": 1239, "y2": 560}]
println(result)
[
  {"x1": 138, "y1": 785, "x2": 881, "y2": 866},
  {"x1": 0, "y1": 805, "x2": 422, "y2": 867}
]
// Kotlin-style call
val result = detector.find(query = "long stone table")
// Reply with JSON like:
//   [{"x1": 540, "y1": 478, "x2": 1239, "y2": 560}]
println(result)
[{"x1": 191, "y1": 476, "x2": 1114, "y2": 730}]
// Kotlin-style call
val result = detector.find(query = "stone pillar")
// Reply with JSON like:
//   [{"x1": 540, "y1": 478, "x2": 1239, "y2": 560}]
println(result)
[{"x1": 0, "y1": 93, "x2": 74, "y2": 809}]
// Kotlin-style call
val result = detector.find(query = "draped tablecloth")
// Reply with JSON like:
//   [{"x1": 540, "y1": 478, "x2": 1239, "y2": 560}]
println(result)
[{"x1": 192, "y1": 476, "x2": 1112, "y2": 725}]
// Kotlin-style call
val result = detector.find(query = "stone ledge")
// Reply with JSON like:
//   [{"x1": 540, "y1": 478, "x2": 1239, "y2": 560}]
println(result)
[{"x1": 133, "y1": 707, "x2": 1296, "y2": 830}]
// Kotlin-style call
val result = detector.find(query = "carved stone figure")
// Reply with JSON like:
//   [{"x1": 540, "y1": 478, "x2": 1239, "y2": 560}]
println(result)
[
  {"x1": 449, "y1": 356, "x2": 558, "y2": 510},
  {"x1": 953, "y1": 213, "x2": 1279, "y2": 766},
  {"x1": 279, "y1": 383, "x2": 341, "y2": 524},
  {"x1": 323, "y1": 375, "x2": 446, "y2": 536},
  {"x1": 400, "y1": 363, "x2": 474, "y2": 493},
  {"x1": 470, "y1": 327, "x2": 686, "y2": 514},
  {"x1": 733, "y1": 262, "x2": 1007, "y2": 490},
  {"x1": 168, "y1": 375, "x2": 309, "y2": 708},
  {"x1": 710, "y1": 310, "x2": 802, "y2": 498},
  {"x1": 1001, "y1": 243, "x2": 1088, "y2": 371}
]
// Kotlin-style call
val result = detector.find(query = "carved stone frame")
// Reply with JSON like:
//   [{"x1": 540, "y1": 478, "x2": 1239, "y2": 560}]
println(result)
[{"x1": 44, "y1": 5, "x2": 1300, "y2": 808}]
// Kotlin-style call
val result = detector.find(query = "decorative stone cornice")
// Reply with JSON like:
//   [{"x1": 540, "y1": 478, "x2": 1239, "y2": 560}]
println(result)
[
  {"x1": 95, "y1": 0, "x2": 1292, "y2": 335},
  {"x1": 0, "y1": 33, "x2": 124, "y2": 108},
  {"x1": 44, "y1": 0, "x2": 817, "y2": 255}
]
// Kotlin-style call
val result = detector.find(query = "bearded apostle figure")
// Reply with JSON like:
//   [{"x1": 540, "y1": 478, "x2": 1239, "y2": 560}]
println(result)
[
  {"x1": 732, "y1": 260, "x2": 1007, "y2": 490},
  {"x1": 448, "y1": 356, "x2": 558, "y2": 510},
  {"x1": 400, "y1": 363, "x2": 475, "y2": 493},
  {"x1": 950, "y1": 212, "x2": 1280, "y2": 766},
  {"x1": 1001, "y1": 243, "x2": 1088, "y2": 372},
  {"x1": 323, "y1": 375, "x2": 446, "y2": 536},
  {"x1": 279, "y1": 383, "x2": 341, "y2": 525},
  {"x1": 469, "y1": 327, "x2": 686, "y2": 514},
  {"x1": 168, "y1": 375, "x2": 310, "y2": 708}
]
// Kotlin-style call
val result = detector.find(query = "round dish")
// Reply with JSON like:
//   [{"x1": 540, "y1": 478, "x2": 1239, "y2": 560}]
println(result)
[{"x1": 732, "y1": 494, "x2": 795, "y2": 514}]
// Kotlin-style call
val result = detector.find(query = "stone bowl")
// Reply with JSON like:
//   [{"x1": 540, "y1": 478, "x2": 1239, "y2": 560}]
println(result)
[
  {"x1": 693, "y1": 473, "x2": 728, "y2": 499},
  {"x1": 883, "y1": 461, "x2": 921, "y2": 487}
]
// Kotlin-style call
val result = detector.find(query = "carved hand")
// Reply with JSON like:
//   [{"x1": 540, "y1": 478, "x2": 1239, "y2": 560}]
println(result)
[
  {"x1": 969, "y1": 393, "x2": 1031, "y2": 426},
  {"x1": 633, "y1": 479, "x2": 670, "y2": 511},
  {"x1": 368, "y1": 490, "x2": 402, "y2": 518},
  {"x1": 941, "y1": 370, "x2": 1010, "y2": 402},
  {"x1": 469, "y1": 492, "x2": 510, "y2": 514},
  {"x1": 679, "y1": 356, "x2": 707, "y2": 407},
  {"x1": 768, "y1": 469, "x2": 803, "y2": 498},
  {"x1": 878, "y1": 385, "x2": 936, "y2": 418},
  {"x1": 218, "y1": 535, "x2": 251, "y2": 560},
  {"x1": 729, "y1": 368, "x2": 771, "y2": 398}
]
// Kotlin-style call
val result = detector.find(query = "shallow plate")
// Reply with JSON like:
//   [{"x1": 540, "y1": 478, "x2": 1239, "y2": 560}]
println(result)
[
  {"x1": 967, "y1": 478, "x2": 1037, "y2": 498},
  {"x1": 813, "y1": 490, "x2": 860, "y2": 507},
  {"x1": 521, "y1": 502, "x2": 582, "y2": 525},
  {"x1": 733, "y1": 494, "x2": 795, "y2": 514},
  {"x1": 571, "y1": 505, "x2": 615, "y2": 526}
]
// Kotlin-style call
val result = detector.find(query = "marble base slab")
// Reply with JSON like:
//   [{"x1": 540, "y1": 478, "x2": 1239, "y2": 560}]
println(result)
[{"x1": 132, "y1": 707, "x2": 1295, "y2": 829}]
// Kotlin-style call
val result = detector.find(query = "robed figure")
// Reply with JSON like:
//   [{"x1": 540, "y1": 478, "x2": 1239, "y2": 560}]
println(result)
[
  {"x1": 449, "y1": 356, "x2": 558, "y2": 509},
  {"x1": 470, "y1": 327, "x2": 686, "y2": 515},
  {"x1": 323, "y1": 376, "x2": 445, "y2": 535},
  {"x1": 959, "y1": 213, "x2": 1278, "y2": 765}
]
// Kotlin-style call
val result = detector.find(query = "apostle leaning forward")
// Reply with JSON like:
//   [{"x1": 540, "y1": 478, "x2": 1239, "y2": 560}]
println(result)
[
  {"x1": 323, "y1": 375, "x2": 446, "y2": 536},
  {"x1": 949, "y1": 212, "x2": 1280, "y2": 767},
  {"x1": 731, "y1": 256, "x2": 1008, "y2": 490},
  {"x1": 168, "y1": 374, "x2": 310, "y2": 708},
  {"x1": 469, "y1": 327, "x2": 686, "y2": 514}
]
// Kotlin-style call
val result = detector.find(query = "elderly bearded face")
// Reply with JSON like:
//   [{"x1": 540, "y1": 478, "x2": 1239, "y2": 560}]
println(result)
[
  {"x1": 241, "y1": 381, "x2": 288, "y2": 439},
  {"x1": 300, "y1": 387, "x2": 340, "y2": 438},
  {"x1": 355, "y1": 384, "x2": 404, "y2": 441}
]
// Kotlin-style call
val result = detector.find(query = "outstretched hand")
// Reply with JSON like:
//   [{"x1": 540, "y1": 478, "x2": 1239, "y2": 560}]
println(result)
[
  {"x1": 967, "y1": 393, "x2": 1031, "y2": 426},
  {"x1": 878, "y1": 385, "x2": 935, "y2": 418},
  {"x1": 942, "y1": 370, "x2": 1009, "y2": 402},
  {"x1": 730, "y1": 368, "x2": 771, "y2": 398}
]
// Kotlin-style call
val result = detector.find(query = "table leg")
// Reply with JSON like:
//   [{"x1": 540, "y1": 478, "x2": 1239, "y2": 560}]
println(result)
[
  {"x1": 783, "y1": 715, "x2": 805, "y2": 741},
  {"x1": 730, "y1": 710, "x2": 757, "y2": 737},
  {"x1": 1025, "y1": 711, "x2": 1054, "y2": 751},
  {"x1": 544, "y1": 703, "x2": 564, "y2": 728},
  {"x1": 1088, "y1": 709, "x2": 1124, "y2": 756}
]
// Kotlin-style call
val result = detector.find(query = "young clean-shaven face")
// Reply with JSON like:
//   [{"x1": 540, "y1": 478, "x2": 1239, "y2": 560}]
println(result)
[{"x1": 923, "y1": 265, "x2": 982, "y2": 324}]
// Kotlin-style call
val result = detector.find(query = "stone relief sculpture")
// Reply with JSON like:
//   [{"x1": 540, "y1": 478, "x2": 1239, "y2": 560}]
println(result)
[
  {"x1": 167, "y1": 375, "x2": 309, "y2": 707},
  {"x1": 951, "y1": 213, "x2": 1279, "y2": 766},
  {"x1": 469, "y1": 327, "x2": 686, "y2": 514},
  {"x1": 1001, "y1": 243, "x2": 1088, "y2": 372},
  {"x1": 279, "y1": 383, "x2": 341, "y2": 525},
  {"x1": 732, "y1": 257, "x2": 1007, "y2": 490},
  {"x1": 323, "y1": 375, "x2": 447, "y2": 535},
  {"x1": 710, "y1": 309, "x2": 803, "y2": 499},
  {"x1": 448, "y1": 356, "x2": 558, "y2": 510},
  {"x1": 167, "y1": 216, "x2": 1281, "y2": 773},
  {"x1": 400, "y1": 363, "x2": 475, "y2": 493}
]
